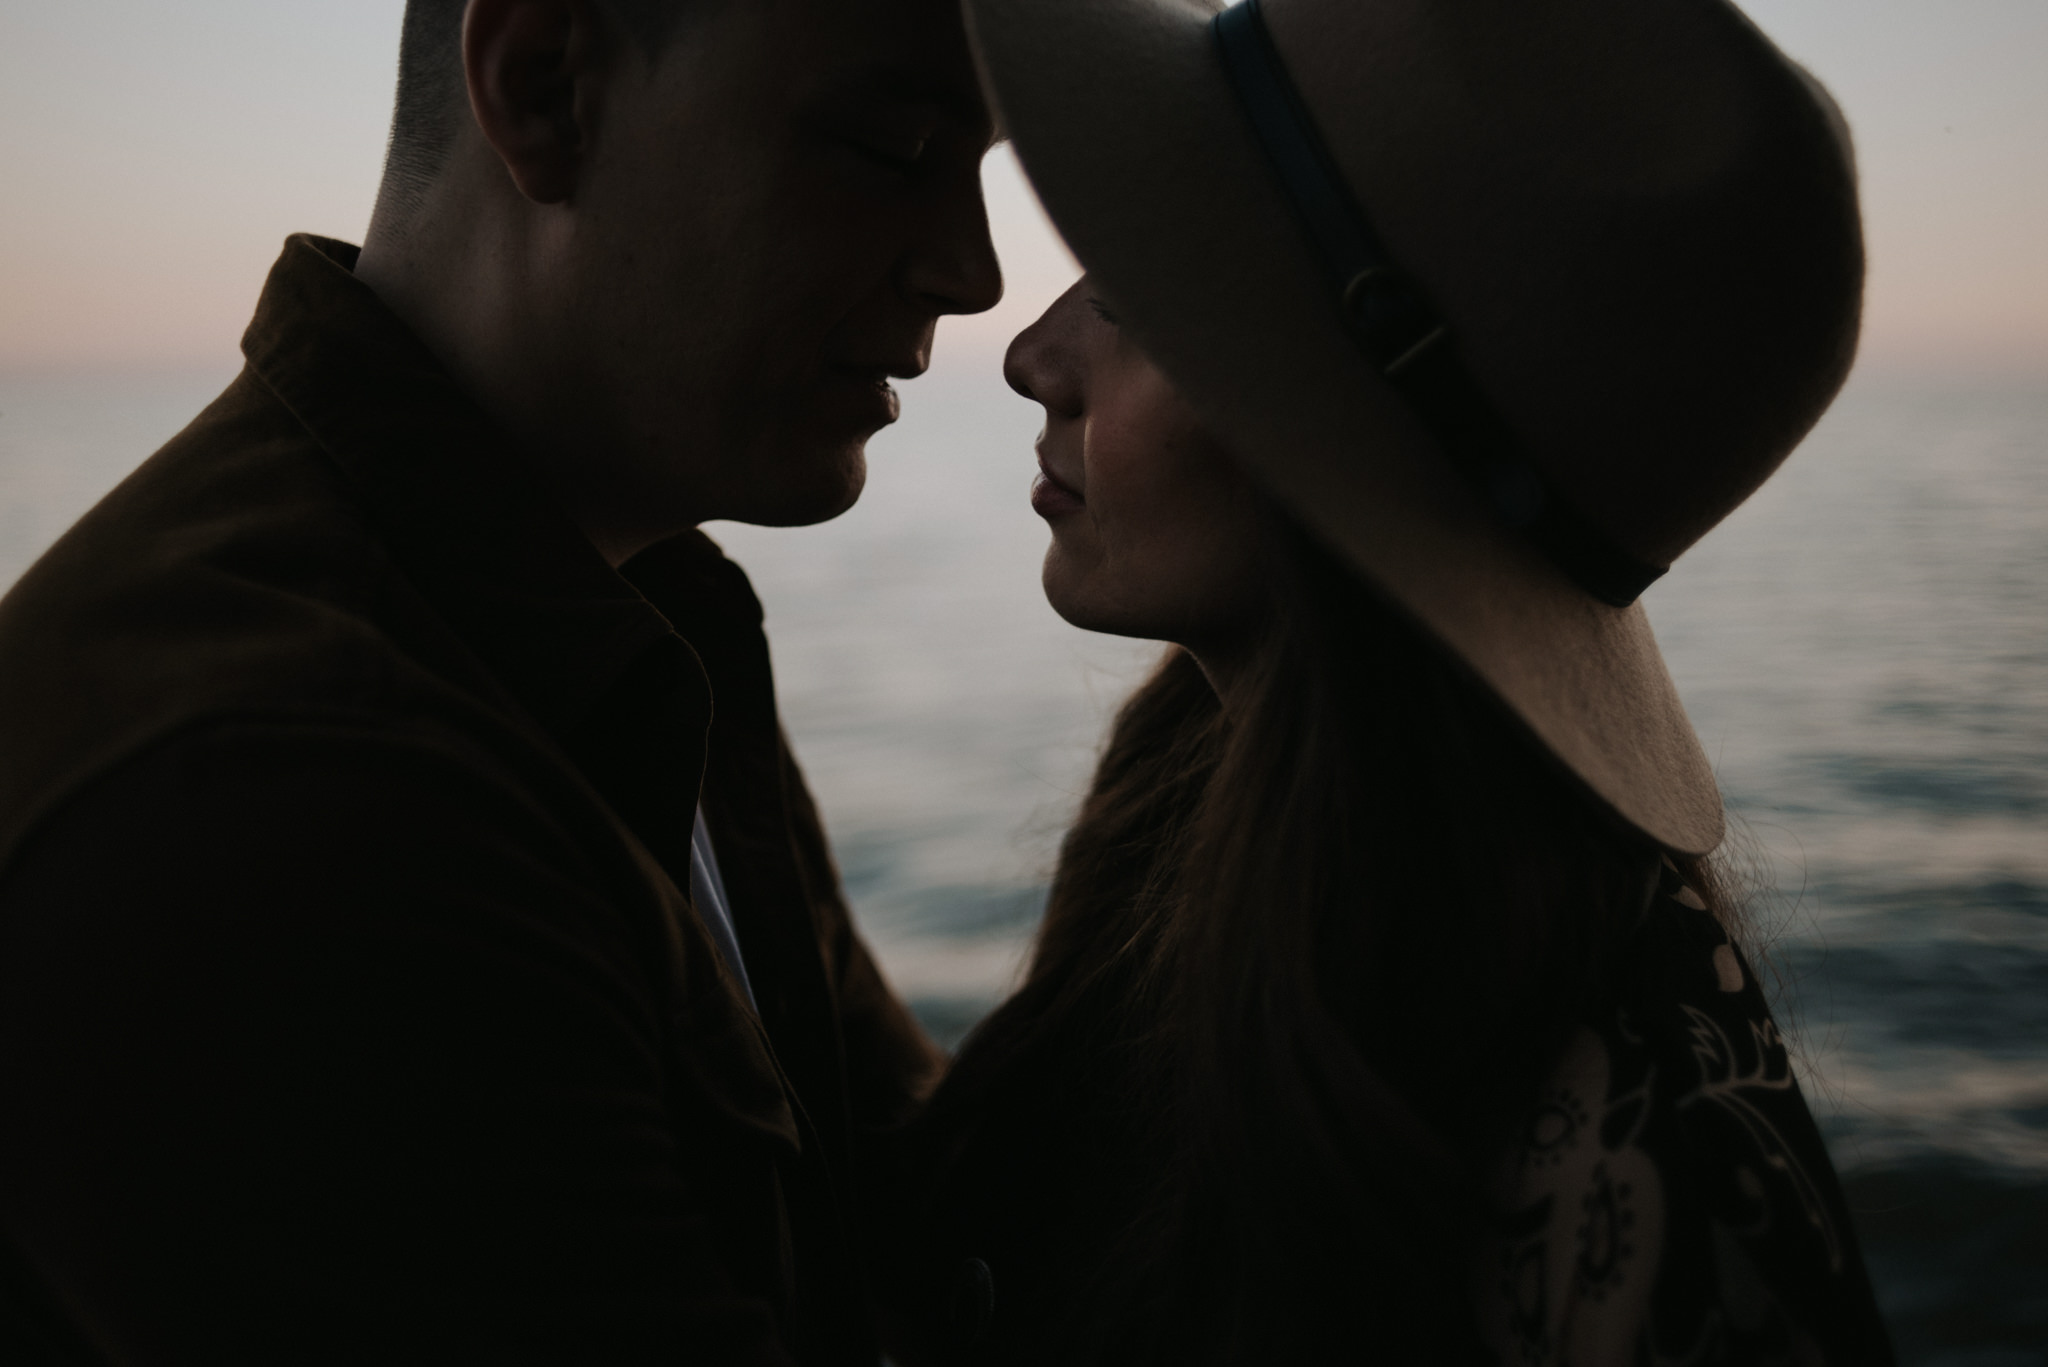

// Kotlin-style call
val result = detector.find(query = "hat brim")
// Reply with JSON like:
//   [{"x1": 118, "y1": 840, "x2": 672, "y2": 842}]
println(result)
[{"x1": 965, "y1": 0, "x2": 1725, "y2": 855}]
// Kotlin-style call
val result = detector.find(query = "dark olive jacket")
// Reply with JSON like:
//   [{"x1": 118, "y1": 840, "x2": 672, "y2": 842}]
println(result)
[{"x1": 0, "y1": 236, "x2": 941, "y2": 1365}]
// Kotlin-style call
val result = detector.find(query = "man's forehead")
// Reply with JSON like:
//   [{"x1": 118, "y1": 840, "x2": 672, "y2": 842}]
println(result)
[{"x1": 797, "y1": 0, "x2": 993, "y2": 131}]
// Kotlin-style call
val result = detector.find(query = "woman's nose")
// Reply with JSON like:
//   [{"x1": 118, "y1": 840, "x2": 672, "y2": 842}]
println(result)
[
  {"x1": 1004, "y1": 291, "x2": 1086, "y2": 416},
  {"x1": 1003, "y1": 327, "x2": 1045, "y2": 403}
]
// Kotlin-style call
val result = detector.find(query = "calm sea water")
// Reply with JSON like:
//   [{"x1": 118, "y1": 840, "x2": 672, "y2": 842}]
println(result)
[{"x1": 2, "y1": 360, "x2": 2044, "y2": 1363}]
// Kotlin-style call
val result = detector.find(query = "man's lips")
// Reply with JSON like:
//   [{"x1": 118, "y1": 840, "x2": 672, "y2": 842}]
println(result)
[
  {"x1": 1031, "y1": 454, "x2": 1084, "y2": 517},
  {"x1": 825, "y1": 366, "x2": 902, "y2": 425}
]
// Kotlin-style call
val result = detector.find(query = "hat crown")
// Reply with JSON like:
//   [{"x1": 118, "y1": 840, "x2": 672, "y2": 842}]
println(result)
[{"x1": 1259, "y1": 0, "x2": 1864, "y2": 571}]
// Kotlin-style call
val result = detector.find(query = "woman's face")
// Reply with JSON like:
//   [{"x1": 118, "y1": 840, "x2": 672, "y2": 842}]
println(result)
[{"x1": 1006, "y1": 278, "x2": 1269, "y2": 654}]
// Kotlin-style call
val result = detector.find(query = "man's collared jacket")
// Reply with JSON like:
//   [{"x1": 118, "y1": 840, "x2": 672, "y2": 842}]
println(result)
[{"x1": 0, "y1": 236, "x2": 941, "y2": 1365}]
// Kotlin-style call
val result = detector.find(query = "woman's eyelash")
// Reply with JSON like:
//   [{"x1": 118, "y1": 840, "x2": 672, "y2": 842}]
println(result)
[{"x1": 1087, "y1": 298, "x2": 1118, "y2": 325}]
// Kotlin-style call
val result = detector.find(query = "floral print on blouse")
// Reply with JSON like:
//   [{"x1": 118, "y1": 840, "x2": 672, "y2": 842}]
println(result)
[{"x1": 1476, "y1": 864, "x2": 1895, "y2": 1366}]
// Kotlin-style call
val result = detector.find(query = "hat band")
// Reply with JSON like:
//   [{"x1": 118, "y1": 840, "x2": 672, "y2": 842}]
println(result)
[{"x1": 1212, "y1": 0, "x2": 1667, "y2": 608}]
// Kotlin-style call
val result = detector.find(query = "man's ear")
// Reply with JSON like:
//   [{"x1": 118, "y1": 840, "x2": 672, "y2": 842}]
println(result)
[{"x1": 464, "y1": 0, "x2": 600, "y2": 205}]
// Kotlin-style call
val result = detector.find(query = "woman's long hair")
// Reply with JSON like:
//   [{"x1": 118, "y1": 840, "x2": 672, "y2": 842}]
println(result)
[{"x1": 916, "y1": 517, "x2": 1735, "y2": 1363}]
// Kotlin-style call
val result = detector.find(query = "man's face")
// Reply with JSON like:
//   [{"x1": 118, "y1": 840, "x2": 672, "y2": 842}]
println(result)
[{"x1": 558, "y1": 0, "x2": 1002, "y2": 535}]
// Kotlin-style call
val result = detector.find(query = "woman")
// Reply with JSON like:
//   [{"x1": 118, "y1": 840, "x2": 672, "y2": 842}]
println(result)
[{"x1": 882, "y1": 0, "x2": 1892, "y2": 1361}]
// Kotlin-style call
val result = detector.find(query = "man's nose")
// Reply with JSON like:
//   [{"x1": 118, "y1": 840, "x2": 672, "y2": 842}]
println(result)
[{"x1": 901, "y1": 174, "x2": 1005, "y2": 318}]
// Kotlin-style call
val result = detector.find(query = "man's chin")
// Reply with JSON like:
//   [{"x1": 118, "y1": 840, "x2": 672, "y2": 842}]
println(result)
[{"x1": 729, "y1": 444, "x2": 868, "y2": 528}]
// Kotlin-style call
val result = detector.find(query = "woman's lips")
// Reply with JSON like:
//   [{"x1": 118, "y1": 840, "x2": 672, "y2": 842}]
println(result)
[{"x1": 1031, "y1": 457, "x2": 1085, "y2": 518}]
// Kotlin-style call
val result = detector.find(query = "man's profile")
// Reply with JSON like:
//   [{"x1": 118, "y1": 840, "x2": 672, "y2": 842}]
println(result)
[{"x1": 0, "y1": 0, "x2": 999, "y2": 1361}]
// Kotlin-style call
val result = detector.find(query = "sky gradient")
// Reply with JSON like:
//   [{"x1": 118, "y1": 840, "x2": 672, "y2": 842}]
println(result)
[{"x1": 2, "y1": 0, "x2": 2042, "y2": 376}]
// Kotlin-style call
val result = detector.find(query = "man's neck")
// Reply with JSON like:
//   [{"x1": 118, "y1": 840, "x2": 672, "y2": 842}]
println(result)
[{"x1": 357, "y1": 190, "x2": 692, "y2": 572}]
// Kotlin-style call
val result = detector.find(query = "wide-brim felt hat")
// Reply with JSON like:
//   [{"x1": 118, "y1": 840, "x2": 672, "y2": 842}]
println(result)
[{"x1": 963, "y1": 0, "x2": 1863, "y2": 856}]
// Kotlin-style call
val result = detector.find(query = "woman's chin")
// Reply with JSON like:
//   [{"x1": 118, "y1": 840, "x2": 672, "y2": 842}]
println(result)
[
  {"x1": 1039, "y1": 551, "x2": 1098, "y2": 633},
  {"x1": 1042, "y1": 569, "x2": 1159, "y2": 643},
  {"x1": 1041, "y1": 579, "x2": 1098, "y2": 637}
]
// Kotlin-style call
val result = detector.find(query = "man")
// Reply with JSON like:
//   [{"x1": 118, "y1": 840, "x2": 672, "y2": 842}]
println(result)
[{"x1": 0, "y1": 0, "x2": 1000, "y2": 1361}]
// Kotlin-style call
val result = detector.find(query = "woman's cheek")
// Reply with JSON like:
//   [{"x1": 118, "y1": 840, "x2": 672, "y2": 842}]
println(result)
[{"x1": 1088, "y1": 395, "x2": 1189, "y2": 526}]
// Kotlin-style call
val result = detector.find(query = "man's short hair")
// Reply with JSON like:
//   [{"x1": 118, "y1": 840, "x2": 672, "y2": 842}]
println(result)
[{"x1": 382, "y1": 0, "x2": 689, "y2": 211}]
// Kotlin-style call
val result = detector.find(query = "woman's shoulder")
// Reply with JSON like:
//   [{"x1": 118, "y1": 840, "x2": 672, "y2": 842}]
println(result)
[{"x1": 1471, "y1": 867, "x2": 1895, "y2": 1366}]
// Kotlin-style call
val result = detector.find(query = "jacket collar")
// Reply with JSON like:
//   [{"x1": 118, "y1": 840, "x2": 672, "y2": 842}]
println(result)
[{"x1": 240, "y1": 233, "x2": 729, "y2": 752}]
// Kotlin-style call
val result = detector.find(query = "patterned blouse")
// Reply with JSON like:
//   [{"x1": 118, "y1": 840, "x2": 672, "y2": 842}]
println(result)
[{"x1": 1474, "y1": 863, "x2": 1895, "y2": 1364}]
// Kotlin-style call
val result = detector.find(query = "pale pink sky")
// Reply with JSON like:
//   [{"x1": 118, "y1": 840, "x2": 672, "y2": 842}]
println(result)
[{"x1": 1, "y1": 0, "x2": 2043, "y2": 376}]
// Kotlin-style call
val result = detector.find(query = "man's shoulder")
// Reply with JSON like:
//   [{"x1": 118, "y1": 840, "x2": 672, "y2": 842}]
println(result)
[{"x1": 0, "y1": 368, "x2": 501, "y2": 873}]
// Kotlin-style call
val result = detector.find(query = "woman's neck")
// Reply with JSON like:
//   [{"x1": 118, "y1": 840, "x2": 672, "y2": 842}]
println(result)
[{"x1": 1186, "y1": 638, "x2": 1263, "y2": 719}]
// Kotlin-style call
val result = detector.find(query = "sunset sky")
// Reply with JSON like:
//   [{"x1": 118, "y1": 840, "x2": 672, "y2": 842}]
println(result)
[{"x1": 2, "y1": 0, "x2": 2043, "y2": 376}]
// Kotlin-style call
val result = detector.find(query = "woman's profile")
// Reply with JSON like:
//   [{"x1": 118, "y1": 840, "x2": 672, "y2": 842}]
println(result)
[{"x1": 881, "y1": 0, "x2": 1892, "y2": 1362}]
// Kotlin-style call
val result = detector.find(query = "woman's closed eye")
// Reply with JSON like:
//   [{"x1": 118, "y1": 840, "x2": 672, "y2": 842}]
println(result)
[{"x1": 1088, "y1": 297, "x2": 1119, "y2": 326}]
